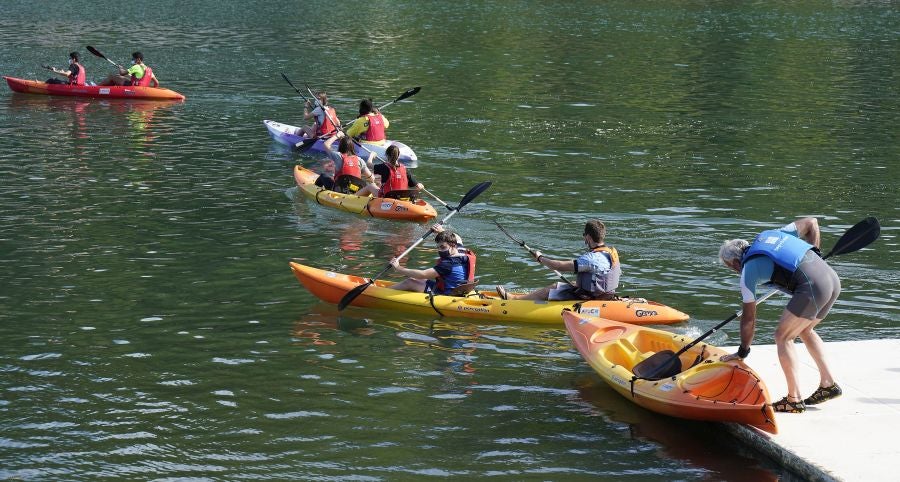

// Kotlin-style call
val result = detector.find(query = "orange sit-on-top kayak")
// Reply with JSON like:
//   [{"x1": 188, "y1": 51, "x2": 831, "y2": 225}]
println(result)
[
  {"x1": 563, "y1": 310, "x2": 777, "y2": 433},
  {"x1": 293, "y1": 165, "x2": 436, "y2": 223},
  {"x1": 4, "y1": 76, "x2": 185, "y2": 101}
]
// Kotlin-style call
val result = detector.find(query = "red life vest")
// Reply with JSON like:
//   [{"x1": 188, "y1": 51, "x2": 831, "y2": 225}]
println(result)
[
  {"x1": 68, "y1": 62, "x2": 86, "y2": 85},
  {"x1": 377, "y1": 162, "x2": 408, "y2": 196},
  {"x1": 362, "y1": 113, "x2": 386, "y2": 142},
  {"x1": 131, "y1": 65, "x2": 153, "y2": 87},
  {"x1": 434, "y1": 248, "x2": 477, "y2": 294},
  {"x1": 336, "y1": 153, "x2": 362, "y2": 178},
  {"x1": 316, "y1": 106, "x2": 338, "y2": 136}
]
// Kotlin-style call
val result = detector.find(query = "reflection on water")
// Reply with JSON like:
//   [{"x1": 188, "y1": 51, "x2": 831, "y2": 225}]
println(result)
[{"x1": 2, "y1": 0, "x2": 896, "y2": 480}]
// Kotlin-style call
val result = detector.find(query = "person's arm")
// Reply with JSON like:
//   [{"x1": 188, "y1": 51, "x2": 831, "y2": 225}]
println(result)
[
  {"x1": 722, "y1": 302, "x2": 756, "y2": 361},
  {"x1": 323, "y1": 133, "x2": 340, "y2": 152},
  {"x1": 406, "y1": 171, "x2": 423, "y2": 190},
  {"x1": 149, "y1": 72, "x2": 159, "y2": 88},
  {"x1": 346, "y1": 117, "x2": 366, "y2": 138},
  {"x1": 51, "y1": 67, "x2": 71, "y2": 78},
  {"x1": 389, "y1": 260, "x2": 439, "y2": 280},
  {"x1": 793, "y1": 217, "x2": 820, "y2": 248},
  {"x1": 528, "y1": 249, "x2": 577, "y2": 272}
]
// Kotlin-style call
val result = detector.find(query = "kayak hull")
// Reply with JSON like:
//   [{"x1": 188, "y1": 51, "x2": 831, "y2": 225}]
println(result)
[
  {"x1": 289, "y1": 262, "x2": 690, "y2": 325},
  {"x1": 563, "y1": 311, "x2": 777, "y2": 433},
  {"x1": 264, "y1": 119, "x2": 417, "y2": 166},
  {"x1": 4, "y1": 76, "x2": 185, "y2": 101},
  {"x1": 293, "y1": 165, "x2": 436, "y2": 222}
]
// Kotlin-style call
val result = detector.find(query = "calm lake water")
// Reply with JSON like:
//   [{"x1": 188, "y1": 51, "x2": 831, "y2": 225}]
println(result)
[{"x1": 1, "y1": 1, "x2": 897, "y2": 480}]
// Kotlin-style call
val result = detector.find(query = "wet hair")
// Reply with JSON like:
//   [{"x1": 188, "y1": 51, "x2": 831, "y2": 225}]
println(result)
[
  {"x1": 719, "y1": 239, "x2": 750, "y2": 266},
  {"x1": 358, "y1": 98, "x2": 374, "y2": 115},
  {"x1": 131, "y1": 51, "x2": 144, "y2": 61},
  {"x1": 385, "y1": 144, "x2": 401, "y2": 165},
  {"x1": 69, "y1": 52, "x2": 79, "y2": 61},
  {"x1": 583, "y1": 220, "x2": 607, "y2": 243},
  {"x1": 435, "y1": 230, "x2": 459, "y2": 246},
  {"x1": 338, "y1": 136, "x2": 355, "y2": 155}
]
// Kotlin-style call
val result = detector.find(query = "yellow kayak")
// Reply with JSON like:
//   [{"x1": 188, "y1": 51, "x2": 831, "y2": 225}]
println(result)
[
  {"x1": 293, "y1": 165, "x2": 437, "y2": 223},
  {"x1": 563, "y1": 311, "x2": 777, "y2": 433},
  {"x1": 290, "y1": 261, "x2": 690, "y2": 325}
]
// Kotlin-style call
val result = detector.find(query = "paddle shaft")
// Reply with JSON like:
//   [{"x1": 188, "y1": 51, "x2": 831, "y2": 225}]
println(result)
[
  {"x1": 495, "y1": 222, "x2": 577, "y2": 288},
  {"x1": 86, "y1": 46, "x2": 122, "y2": 69},
  {"x1": 421, "y1": 187, "x2": 451, "y2": 209}
]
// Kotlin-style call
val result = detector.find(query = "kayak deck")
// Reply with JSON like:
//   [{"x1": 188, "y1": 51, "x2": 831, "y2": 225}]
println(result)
[
  {"x1": 264, "y1": 119, "x2": 417, "y2": 166},
  {"x1": 293, "y1": 166, "x2": 436, "y2": 222},
  {"x1": 289, "y1": 261, "x2": 690, "y2": 325},
  {"x1": 563, "y1": 311, "x2": 777, "y2": 433},
  {"x1": 4, "y1": 76, "x2": 185, "y2": 101}
]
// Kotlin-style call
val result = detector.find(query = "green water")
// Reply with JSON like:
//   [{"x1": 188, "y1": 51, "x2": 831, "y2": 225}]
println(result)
[{"x1": 1, "y1": 1, "x2": 896, "y2": 480}]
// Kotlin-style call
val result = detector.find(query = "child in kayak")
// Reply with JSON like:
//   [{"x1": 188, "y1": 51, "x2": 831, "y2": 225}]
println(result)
[
  {"x1": 98, "y1": 51, "x2": 159, "y2": 87},
  {"x1": 389, "y1": 228, "x2": 476, "y2": 296},
  {"x1": 45, "y1": 52, "x2": 86, "y2": 85}
]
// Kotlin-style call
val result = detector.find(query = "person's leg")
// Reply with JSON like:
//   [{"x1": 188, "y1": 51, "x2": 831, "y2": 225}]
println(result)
[
  {"x1": 505, "y1": 284, "x2": 552, "y2": 301},
  {"x1": 356, "y1": 184, "x2": 378, "y2": 197},
  {"x1": 774, "y1": 310, "x2": 818, "y2": 401},
  {"x1": 391, "y1": 278, "x2": 426, "y2": 292},
  {"x1": 797, "y1": 324, "x2": 836, "y2": 388}
]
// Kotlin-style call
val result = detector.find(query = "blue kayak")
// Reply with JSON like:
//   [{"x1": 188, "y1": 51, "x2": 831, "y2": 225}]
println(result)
[{"x1": 263, "y1": 119, "x2": 418, "y2": 167}]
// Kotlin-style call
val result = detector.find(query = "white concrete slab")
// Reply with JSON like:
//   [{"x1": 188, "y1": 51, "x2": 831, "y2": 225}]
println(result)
[{"x1": 722, "y1": 339, "x2": 900, "y2": 482}]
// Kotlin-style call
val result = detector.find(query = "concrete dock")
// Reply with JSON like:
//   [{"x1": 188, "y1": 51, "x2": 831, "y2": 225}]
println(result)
[{"x1": 722, "y1": 339, "x2": 900, "y2": 481}]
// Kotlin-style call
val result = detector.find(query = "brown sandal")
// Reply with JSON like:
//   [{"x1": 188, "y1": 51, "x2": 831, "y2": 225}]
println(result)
[
  {"x1": 773, "y1": 396, "x2": 806, "y2": 413},
  {"x1": 804, "y1": 383, "x2": 842, "y2": 405}
]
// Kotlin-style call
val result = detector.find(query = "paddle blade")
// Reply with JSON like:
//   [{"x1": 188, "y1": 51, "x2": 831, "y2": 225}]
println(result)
[
  {"x1": 396, "y1": 86, "x2": 421, "y2": 102},
  {"x1": 453, "y1": 181, "x2": 492, "y2": 211},
  {"x1": 295, "y1": 137, "x2": 318, "y2": 152},
  {"x1": 86, "y1": 45, "x2": 106, "y2": 60},
  {"x1": 337, "y1": 280, "x2": 373, "y2": 311},
  {"x1": 823, "y1": 217, "x2": 880, "y2": 259},
  {"x1": 632, "y1": 350, "x2": 682, "y2": 380}
]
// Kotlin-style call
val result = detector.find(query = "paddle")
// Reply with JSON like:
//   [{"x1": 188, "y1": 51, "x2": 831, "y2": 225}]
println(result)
[
  {"x1": 337, "y1": 181, "x2": 493, "y2": 311},
  {"x1": 494, "y1": 221, "x2": 578, "y2": 289},
  {"x1": 339, "y1": 86, "x2": 420, "y2": 130},
  {"x1": 420, "y1": 187, "x2": 452, "y2": 210},
  {"x1": 631, "y1": 216, "x2": 881, "y2": 381},
  {"x1": 86, "y1": 45, "x2": 123, "y2": 69}
]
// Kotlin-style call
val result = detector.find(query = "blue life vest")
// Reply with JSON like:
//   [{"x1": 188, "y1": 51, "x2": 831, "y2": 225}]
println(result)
[
  {"x1": 742, "y1": 230, "x2": 812, "y2": 272},
  {"x1": 433, "y1": 249, "x2": 476, "y2": 295}
]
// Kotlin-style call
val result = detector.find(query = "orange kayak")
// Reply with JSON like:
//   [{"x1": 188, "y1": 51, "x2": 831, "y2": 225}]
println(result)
[
  {"x1": 4, "y1": 76, "x2": 185, "y2": 101},
  {"x1": 290, "y1": 261, "x2": 690, "y2": 325},
  {"x1": 563, "y1": 311, "x2": 777, "y2": 433},
  {"x1": 293, "y1": 165, "x2": 436, "y2": 223}
]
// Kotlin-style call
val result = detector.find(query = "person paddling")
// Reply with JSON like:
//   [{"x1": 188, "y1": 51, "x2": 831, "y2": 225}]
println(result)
[
  {"x1": 46, "y1": 52, "x2": 86, "y2": 85},
  {"x1": 388, "y1": 227, "x2": 477, "y2": 296},
  {"x1": 317, "y1": 131, "x2": 377, "y2": 194},
  {"x1": 298, "y1": 91, "x2": 339, "y2": 139},
  {"x1": 355, "y1": 145, "x2": 424, "y2": 199},
  {"x1": 99, "y1": 51, "x2": 159, "y2": 87},
  {"x1": 346, "y1": 98, "x2": 389, "y2": 146},
  {"x1": 718, "y1": 217, "x2": 842, "y2": 413},
  {"x1": 497, "y1": 220, "x2": 621, "y2": 302}
]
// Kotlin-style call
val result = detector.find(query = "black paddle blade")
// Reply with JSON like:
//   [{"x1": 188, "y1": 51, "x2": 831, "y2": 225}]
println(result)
[
  {"x1": 337, "y1": 280, "x2": 373, "y2": 311},
  {"x1": 86, "y1": 45, "x2": 106, "y2": 59},
  {"x1": 295, "y1": 137, "x2": 318, "y2": 152},
  {"x1": 454, "y1": 181, "x2": 492, "y2": 211},
  {"x1": 824, "y1": 217, "x2": 880, "y2": 259},
  {"x1": 396, "y1": 86, "x2": 421, "y2": 102},
  {"x1": 632, "y1": 350, "x2": 682, "y2": 380}
]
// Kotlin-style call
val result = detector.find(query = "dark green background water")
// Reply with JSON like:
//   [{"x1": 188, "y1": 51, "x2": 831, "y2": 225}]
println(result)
[{"x1": 1, "y1": 1, "x2": 896, "y2": 480}]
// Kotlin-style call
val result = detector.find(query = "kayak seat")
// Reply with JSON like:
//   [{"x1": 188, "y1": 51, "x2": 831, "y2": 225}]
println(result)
[
  {"x1": 383, "y1": 189, "x2": 418, "y2": 201},
  {"x1": 335, "y1": 175, "x2": 366, "y2": 194},
  {"x1": 447, "y1": 279, "x2": 479, "y2": 297}
]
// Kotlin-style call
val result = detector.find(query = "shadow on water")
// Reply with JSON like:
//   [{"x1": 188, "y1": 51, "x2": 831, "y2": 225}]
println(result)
[{"x1": 571, "y1": 373, "x2": 799, "y2": 481}]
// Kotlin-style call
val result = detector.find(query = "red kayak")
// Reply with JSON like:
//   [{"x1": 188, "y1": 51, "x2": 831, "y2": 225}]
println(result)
[{"x1": 4, "y1": 76, "x2": 185, "y2": 101}]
